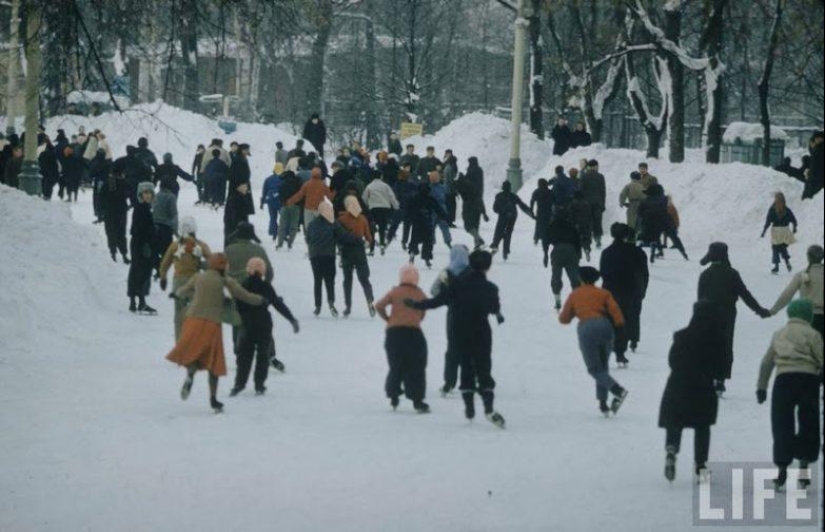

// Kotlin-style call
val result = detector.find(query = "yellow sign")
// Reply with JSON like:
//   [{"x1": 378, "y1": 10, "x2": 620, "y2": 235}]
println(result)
[{"x1": 400, "y1": 122, "x2": 424, "y2": 140}]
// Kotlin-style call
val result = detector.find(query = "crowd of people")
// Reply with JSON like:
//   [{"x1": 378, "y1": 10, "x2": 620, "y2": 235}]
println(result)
[{"x1": 3, "y1": 112, "x2": 822, "y2": 493}]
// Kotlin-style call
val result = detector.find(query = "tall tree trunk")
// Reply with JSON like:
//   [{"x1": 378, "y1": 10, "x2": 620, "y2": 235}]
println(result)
[
  {"x1": 179, "y1": 0, "x2": 200, "y2": 112},
  {"x1": 528, "y1": 0, "x2": 544, "y2": 139},
  {"x1": 664, "y1": 8, "x2": 685, "y2": 163},
  {"x1": 308, "y1": 0, "x2": 333, "y2": 118},
  {"x1": 5, "y1": 0, "x2": 20, "y2": 134},
  {"x1": 758, "y1": 0, "x2": 783, "y2": 167},
  {"x1": 700, "y1": 0, "x2": 729, "y2": 163},
  {"x1": 624, "y1": 53, "x2": 668, "y2": 159},
  {"x1": 363, "y1": 2, "x2": 379, "y2": 149}
]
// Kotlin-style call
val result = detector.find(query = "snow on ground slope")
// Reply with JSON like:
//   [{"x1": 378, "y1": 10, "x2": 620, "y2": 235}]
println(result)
[
  {"x1": 405, "y1": 113, "x2": 552, "y2": 196},
  {"x1": 1, "y1": 109, "x2": 823, "y2": 531}
]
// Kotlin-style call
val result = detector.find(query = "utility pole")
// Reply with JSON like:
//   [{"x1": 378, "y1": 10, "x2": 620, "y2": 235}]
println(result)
[
  {"x1": 18, "y1": 0, "x2": 42, "y2": 196},
  {"x1": 506, "y1": 0, "x2": 530, "y2": 192},
  {"x1": 5, "y1": 0, "x2": 20, "y2": 136}
]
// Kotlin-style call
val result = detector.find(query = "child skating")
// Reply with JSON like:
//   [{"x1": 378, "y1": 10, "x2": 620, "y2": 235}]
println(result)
[{"x1": 559, "y1": 266, "x2": 628, "y2": 417}]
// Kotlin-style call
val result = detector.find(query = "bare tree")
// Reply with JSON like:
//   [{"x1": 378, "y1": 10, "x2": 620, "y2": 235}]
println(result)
[{"x1": 758, "y1": 0, "x2": 783, "y2": 166}]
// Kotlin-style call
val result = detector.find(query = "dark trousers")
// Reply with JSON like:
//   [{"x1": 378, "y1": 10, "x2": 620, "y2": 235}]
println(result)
[
  {"x1": 446, "y1": 192, "x2": 457, "y2": 224},
  {"x1": 388, "y1": 210, "x2": 411, "y2": 246},
  {"x1": 370, "y1": 208, "x2": 392, "y2": 251},
  {"x1": 105, "y1": 211, "x2": 128, "y2": 256},
  {"x1": 154, "y1": 224, "x2": 174, "y2": 272},
  {"x1": 92, "y1": 181, "x2": 104, "y2": 219},
  {"x1": 613, "y1": 293, "x2": 642, "y2": 356},
  {"x1": 385, "y1": 327, "x2": 428, "y2": 403},
  {"x1": 772, "y1": 244, "x2": 791, "y2": 265},
  {"x1": 267, "y1": 204, "x2": 280, "y2": 238},
  {"x1": 666, "y1": 426, "x2": 711, "y2": 466},
  {"x1": 590, "y1": 204, "x2": 604, "y2": 240},
  {"x1": 550, "y1": 244, "x2": 581, "y2": 295},
  {"x1": 127, "y1": 240, "x2": 153, "y2": 298},
  {"x1": 491, "y1": 215, "x2": 516, "y2": 256},
  {"x1": 458, "y1": 333, "x2": 496, "y2": 414},
  {"x1": 235, "y1": 328, "x2": 272, "y2": 391},
  {"x1": 342, "y1": 256, "x2": 374, "y2": 308},
  {"x1": 310, "y1": 256, "x2": 336, "y2": 308},
  {"x1": 813, "y1": 314, "x2": 824, "y2": 340},
  {"x1": 443, "y1": 311, "x2": 459, "y2": 390},
  {"x1": 771, "y1": 373, "x2": 821, "y2": 467},
  {"x1": 409, "y1": 224, "x2": 435, "y2": 262}
]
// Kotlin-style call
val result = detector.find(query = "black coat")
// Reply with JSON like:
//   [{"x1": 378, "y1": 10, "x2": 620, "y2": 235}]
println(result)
[
  {"x1": 406, "y1": 188, "x2": 447, "y2": 242},
  {"x1": 61, "y1": 156, "x2": 84, "y2": 190},
  {"x1": 224, "y1": 192, "x2": 254, "y2": 237},
  {"x1": 580, "y1": 171, "x2": 606, "y2": 210},
  {"x1": 803, "y1": 142, "x2": 823, "y2": 200},
  {"x1": 551, "y1": 125, "x2": 572, "y2": 156},
  {"x1": 236, "y1": 275, "x2": 295, "y2": 338},
  {"x1": 416, "y1": 156, "x2": 442, "y2": 180},
  {"x1": 414, "y1": 270, "x2": 501, "y2": 358},
  {"x1": 493, "y1": 191, "x2": 533, "y2": 220},
  {"x1": 155, "y1": 163, "x2": 193, "y2": 195},
  {"x1": 638, "y1": 194, "x2": 670, "y2": 242},
  {"x1": 570, "y1": 130, "x2": 592, "y2": 148},
  {"x1": 89, "y1": 156, "x2": 112, "y2": 185},
  {"x1": 531, "y1": 186, "x2": 555, "y2": 230},
  {"x1": 545, "y1": 217, "x2": 582, "y2": 256},
  {"x1": 101, "y1": 177, "x2": 130, "y2": 219},
  {"x1": 303, "y1": 120, "x2": 327, "y2": 151},
  {"x1": 600, "y1": 241, "x2": 649, "y2": 300},
  {"x1": 38, "y1": 148, "x2": 60, "y2": 186},
  {"x1": 658, "y1": 317, "x2": 724, "y2": 428},
  {"x1": 382, "y1": 159, "x2": 400, "y2": 188},
  {"x1": 130, "y1": 202, "x2": 155, "y2": 249},
  {"x1": 134, "y1": 147, "x2": 158, "y2": 172}
]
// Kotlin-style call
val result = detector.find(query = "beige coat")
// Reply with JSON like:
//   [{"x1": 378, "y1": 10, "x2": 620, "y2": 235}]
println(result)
[
  {"x1": 757, "y1": 319, "x2": 824, "y2": 390},
  {"x1": 175, "y1": 269, "x2": 264, "y2": 324},
  {"x1": 619, "y1": 181, "x2": 646, "y2": 229},
  {"x1": 770, "y1": 264, "x2": 824, "y2": 316}
]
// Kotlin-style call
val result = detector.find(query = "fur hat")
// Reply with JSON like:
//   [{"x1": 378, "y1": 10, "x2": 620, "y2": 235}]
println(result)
[
  {"x1": 208, "y1": 253, "x2": 228, "y2": 273},
  {"x1": 246, "y1": 257, "x2": 267, "y2": 278},
  {"x1": 178, "y1": 216, "x2": 197, "y2": 237},
  {"x1": 230, "y1": 221, "x2": 261, "y2": 243},
  {"x1": 137, "y1": 182, "x2": 155, "y2": 202},
  {"x1": 579, "y1": 266, "x2": 601, "y2": 285},
  {"x1": 344, "y1": 196, "x2": 362, "y2": 218},
  {"x1": 318, "y1": 201, "x2": 335, "y2": 224},
  {"x1": 400, "y1": 265, "x2": 420, "y2": 286},
  {"x1": 787, "y1": 299, "x2": 814, "y2": 323},
  {"x1": 700, "y1": 242, "x2": 729, "y2": 266}
]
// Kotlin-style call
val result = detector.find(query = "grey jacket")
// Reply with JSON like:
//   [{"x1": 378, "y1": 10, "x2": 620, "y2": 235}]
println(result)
[
  {"x1": 225, "y1": 239, "x2": 274, "y2": 284},
  {"x1": 152, "y1": 189, "x2": 178, "y2": 230},
  {"x1": 363, "y1": 179, "x2": 400, "y2": 210},
  {"x1": 770, "y1": 264, "x2": 824, "y2": 316}
]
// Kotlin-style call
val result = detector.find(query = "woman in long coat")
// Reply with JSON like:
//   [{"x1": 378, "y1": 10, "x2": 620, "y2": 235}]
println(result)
[
  {"x1": 167, "y1": 253, "x2": 265, "y2": 413},
  {"x1": 658, "y1": 301, "x2": 726, "y2": 483}
]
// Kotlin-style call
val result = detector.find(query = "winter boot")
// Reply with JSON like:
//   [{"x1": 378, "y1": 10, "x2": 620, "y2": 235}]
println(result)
[
  {"x1": 181, "y1": 370, "x2": 195, "y2": 400},
  {"x1": 329, "y1": 304, "x2": 339, "y2": 319},
  {"x1": 414, "y1": 401, "x2": 431, "y2": 414},
  {"x1": 616, "y1": 354, "x2": 630, "y2": 368},
  {"x1": 599, "y1": 400, "x2": 611, "y2": 418},
  {"x1": 313, "y1": 307, "x2": 321, "y2": 317},
  {"x1": 368, "y1": 301, "x2": 377, "y2": 318},
  {"x1": 255, "y1": 386, "x2": 266, "y2": 396},
  {"x1": 270, "y1": 357, "x2": 286, "y2": 373},
  {"x1": 714, "y1": 380, "x2": 726, "y2": 397},
  {"x1": 696, "y1": 465, "x2": 712, "y2": 485},
  {"x1": 554, "y1": 294, "x2": 562, "y2": 312},
  {"x1": 390, "y1": 396, "x2": 400, "y2": 411},
  {"x1": 610, "y1": 385, "x2": 628, "y2": 415},
  {"x1": 210, "y1": 397, "x2": 224, "y2": 414},
  {"x1": 129, "y1": 300, "x2": 137, "y2": 313},
  {"x1": 462, "y1": 392, "x2": 476, "y2": 421},
  {"x1": 798, "y1": 461, "x2": 811, "y2": 490},
  {"x1": 486, "y1": 411, "x2": 506, "y2": 429},
  {"x1": 773, "y1": 467, "x2": 787, "y2": 491},
  {"x1": 665, "y1": 447, "x2": 677, "y2": 482},
  {"x1": 771, "y1": 264, "x2": 780, "y2": 274},
  {"x1": 229, "y1": 387, "x2": 243, "y2": 397}
]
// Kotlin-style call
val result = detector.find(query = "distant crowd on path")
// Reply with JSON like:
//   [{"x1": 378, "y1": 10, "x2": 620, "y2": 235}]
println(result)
[{"x1": 3, "y1": 112, "x2": 822, "y2": 491}]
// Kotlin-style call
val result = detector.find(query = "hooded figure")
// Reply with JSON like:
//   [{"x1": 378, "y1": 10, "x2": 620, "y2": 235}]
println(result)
[
  {"x1": 127, "y1": 183, "x2": 158, "y2": 313},
  {"x1": 375, "y1": 265, "x2": 430, "y2": 413},
  {"x1": 431, "y1": 244, "x2": 471, "y2": 395},
  {"x1": 658, "y1": 301, "x2": 725, "y2": 482},
  {"x1": 697, "y1": 242, "x2": 770, "y2": 395}
]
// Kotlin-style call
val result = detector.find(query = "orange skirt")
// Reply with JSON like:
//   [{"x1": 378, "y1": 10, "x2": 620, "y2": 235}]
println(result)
[{"x1": 166, "y1": 318, "x2": 227, "y2": 376}]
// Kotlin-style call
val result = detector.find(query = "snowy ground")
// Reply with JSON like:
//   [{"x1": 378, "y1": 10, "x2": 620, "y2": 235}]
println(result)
[{"x1": 1, "y1": 110, "x2": 823, "y2": 531}]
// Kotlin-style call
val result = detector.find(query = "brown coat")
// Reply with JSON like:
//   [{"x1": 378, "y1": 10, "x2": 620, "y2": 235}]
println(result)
[
  {"x1": 287, "y1": 175, "x2": 334, "y2": 210},
  {"x1": 175, "y1": 269, "x2": 264, "y2": 324},
  {"x1": 667, "y1": 200, "x2": 680, "y2": 229},
  {"x1": 338, "y1": 212, "x2": 374, "y2": 245},
  {"x1": 559, "y1": 285, "x2": 625, "y2": 327},
  {"x1": 159, "y1": 238, "x2": 212, "y2": 280},
  {"x1": 375, "y1": 285, "x2": 427, "y2": 329}
]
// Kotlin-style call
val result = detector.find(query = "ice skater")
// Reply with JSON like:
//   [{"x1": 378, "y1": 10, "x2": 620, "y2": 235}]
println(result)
[
  {"x1": 490, "y1": 181, "x2": 535, "y2": 261},
  {"x1": 559, "y1": 266, "x2": 629, "y2": 417},
  {"x1": 769, "y1": 245, "x2": 824, "y2": 338},
  {"x1": 761, "y1": 192, "x2": 798, "y2": 274},
  {"x1": 430, "y1": 245, "x2": 471, "y2": 395}
]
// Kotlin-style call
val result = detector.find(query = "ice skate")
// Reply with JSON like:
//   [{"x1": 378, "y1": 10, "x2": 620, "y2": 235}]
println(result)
[
  {"x1": 414, "y1": 401, "x2": 431, "y2": 414},
  {"x1": 390, "y1": 396, "x2": 399, "y2": 411},
  {"x1": 440, "y1": 385, "x2": 453, "y2": 398},
  {"x1": 137, "y1": 302, "x2": 157, "y2": 315},
  {"x1": 368, "y1": 302, "x2": 377, "y2": 318},
  {"x1": 616, "y1": 354, "x2": 630, "y2": 368},
  {"x1": 773, "y1": 467, "x2": 787, "y2": 491},
  {"x1": 210, "y1": 397, "x2": 224, "y2": 414},
  {"x1": 696, "y1": 466, "x2": 711, "y2": 485},
  {"x1": 610, "y1": 387, "x2": 628, "y2": 415},
  {"x1": 599, "y1": 401, "x2": 611, "y2": 418},
  {"x1": 129, "y1": 301, "x2": 137, "y2": 313},
  {"x1": 329, "y1": 304, "x2": 339, "y2": 319},
  {"x1": 181, "y1": 373, "x2": 194, "y2": 400},
  {"x1": 785, "y1": 259, "x2": 792, "y2": 272},
  {"x1": 714, "y1": 380, "x2": 726, "y2": 398},
  {"x1": 771, "y1": 264, "x2": 780, "y2": 274},
  {"x1": 313, "y1": 307, "x2": 321, "y2": 317},
  {"x1": 630, "y1": 341, "x2": 638, "y2": 353},
  {"x1": 486, "y1": 411, "x2": 506, "y2": 429},
  {"x1": 229, "y1": 387, "x2": 243, "y2": 397},
  {"x1": 270, "y1": 357, "x2": 286, "y2": 373},
  {"x1": 664, "y1": 447, "x2": 677, "y2": 482},
  {"x1": 343, "y1": 307, "x2": 352, "y2": 318},
  {"x1": 255, "y1": 386, "x2": 266, "y2": 396},
  {"x1": 798, "y1": 464, "x2": 811, "y2": 490}
]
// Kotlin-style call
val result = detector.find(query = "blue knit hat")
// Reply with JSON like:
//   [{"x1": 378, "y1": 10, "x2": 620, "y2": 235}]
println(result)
[{"x1": 787, "y1": 299, "x2": 814, "y2": 323}]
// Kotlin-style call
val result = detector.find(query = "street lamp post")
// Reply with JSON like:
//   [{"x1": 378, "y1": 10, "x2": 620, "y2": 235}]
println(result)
[
  {"x1": 18, "y1": 0, "x2": 42, "y2": 196},
  {"x1": 506, "y1": 0, "x2": 530, "y2": 193},
  {"x1": 5, "y1": 0, "x2": 20, "y2": 136}
]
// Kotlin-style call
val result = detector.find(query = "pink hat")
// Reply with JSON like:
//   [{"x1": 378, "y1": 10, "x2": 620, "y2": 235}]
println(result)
[
  {"x1": 400, "y1": 265, "x2": 420, "y2": 286},
  {"x1": 246, "y1": 257, "x2": 267, "y2": 277}
]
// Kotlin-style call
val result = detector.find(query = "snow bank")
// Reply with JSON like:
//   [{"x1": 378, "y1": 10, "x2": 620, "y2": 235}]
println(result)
[
  {"x1": 404, "y1": 113, "x2": 552, "y2": 196},
  {"x1": 41, "y1": 102, "x2": 305, "y2": 181},
  {"x1": 723, "y1": 121, "x2": 789, "y2": 143},
  {"x1": 525, "y1": 145, "x2": 825, "y2": 250},
  {"x1": 0, "y1": 186, "x2": 121, "y2": 355}
]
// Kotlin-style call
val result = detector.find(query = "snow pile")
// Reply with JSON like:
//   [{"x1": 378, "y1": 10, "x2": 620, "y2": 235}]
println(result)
[
  {"x1": 0, "y1": 186, "x2": 122, "y2": 355},
  {"x1": 526, "y1": 145, "x2": 824, "y2": 250},
  {"x1": 66, "y1": 90, "x2": 131, "y2": 110},
  {"x1": 723, "y1": 121, "x2": 789, "y2": 144},
  {"x1": 405, "y1": 113, "x2": 552, "y2": 196},
  {"x1": 40, "y1": 102, "x2": 305, "y2": 181}
]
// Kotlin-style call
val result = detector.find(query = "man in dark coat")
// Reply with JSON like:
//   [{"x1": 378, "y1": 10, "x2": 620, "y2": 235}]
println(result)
[
  {"x1": 570, "y1": 122, "x2": 592, "y2": 148},
  {"x1": 545, "y1": 208, "x2": 582, "y2": 310},
  {"x1": 100, "y1": 172, "x2": 131, "y2": 263},
  {"x1": 802, "y1": 131, "x2": 823, "y2": 200},
  {"x1": 388, "y1": 133, "x2": 403, "y2": 157},
  {"x1": 580, "y1": 160, "x2": 607, "y2": 248},
  {"x1": 530, "y1": 178, "x2": 555, "y2": 246},
  {"x1": 406, "y1": 182, "x2": 449, "y2": 267},
  {"x1": 89, "y1": 149, "x2": 112, "y2": 221},
  {"x1": 155, "y1": 153, "x2": 194, "y2": 196},
  {"x1": 551, "y1": 118, "x2": 572, "y2": 156},
  {"x1": 600, "y1": 223, "x2": 649, "y2": 366},
  {"x1": 113, "y1": 146, "x2": 152, "y2": 207},
  {"x1": 408, "y1": 251, "x2": 506, "y2": 428},
  {"x1": 3, "y1": 145, "x2": 23, "y2": 189},
  {"x1": 303, "y1": 113, "x2": 327, "y2": 157},
  {"x1": 38, "y1": 140, "x2": 61, "y2": 200},
  {"x1": 399, "y1": 145, "x2": 420, "y2": 174},
  {"x1": 455, "y1": 157, "x2": 488, "y2": 249},
  {"x1": 697, "y1": 242, "x2": 770, "y2": 395},
  {"x1": 415, "y1": 146, "x2": 442, "y2": 181},
  {"x1": 134, "y1": 137, "x2": 159, "y2": 174},
  {"x1": 658, "y1": 300, "x2": 726, "y2": 482},
  {"x1": 490, "y1": 181, "x2": 535, "y2": 261},
  {"x1": 127, "y1": 182, "x2": 157, "y2": 313}
]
